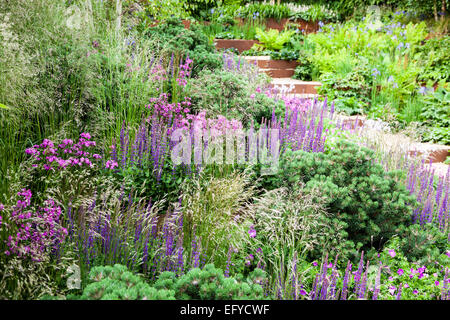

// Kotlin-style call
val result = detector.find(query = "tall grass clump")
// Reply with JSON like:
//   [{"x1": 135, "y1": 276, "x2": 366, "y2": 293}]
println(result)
[{"x1": 181, "y1": 171, "x2": 256, "y2": 270}]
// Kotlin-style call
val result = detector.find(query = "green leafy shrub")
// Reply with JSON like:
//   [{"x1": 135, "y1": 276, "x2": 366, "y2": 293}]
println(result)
[
  {"x1": 417, "y1": 36, "x2": 450, "y2": 83},
  {"x1": 154, "y1": 264, "x2": 269, "y2": 300},
  {"x1": 237, "y1": 3, "x2": 292, "y2": 20},
  {"x1": 375, "y1": 237, "x2": 449, "y2": 300},
  {"x1": 253, "y1": 28, "x2": 295, "y2": 51},
  {"x1": 264, "y1": 141, "x2": 417, "y2": 254},
  {"x1": 396, "y1": 224, "x2": 450, "y2": 267},
  {"x1": 318, "y1": 65, "x2": 372, "y2": 115},
  {"x1": 144, "y1": 17, "x2": 222, "y2": 76},
  {"x1": 293, "y1": 53, "x2": 314, "y2": 80},
  {"x1": 186, "y1": 69, "x2": 281, "y2": 125},
  {"x1": 419, "y1": 87, "x2": 450, "y2": 144}
]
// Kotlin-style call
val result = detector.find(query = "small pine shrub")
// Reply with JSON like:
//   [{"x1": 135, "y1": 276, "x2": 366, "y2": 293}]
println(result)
[
  {"x1": 154, "y1": 264, "x2": 269, "y2": 300},
  {"x1": 79, "y1": 264, "x2": 175, "y2": 300},
  {"x1": 265, "y1": 141, "x2": 417, "y2": 254}
]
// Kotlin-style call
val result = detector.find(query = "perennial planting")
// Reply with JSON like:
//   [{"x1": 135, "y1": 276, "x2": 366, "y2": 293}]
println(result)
[{"x1": 0, "y1": 0, "x2": 449, "y2": 302}]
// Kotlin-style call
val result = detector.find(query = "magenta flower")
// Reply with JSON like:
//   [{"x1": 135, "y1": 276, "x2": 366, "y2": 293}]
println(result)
[
  {"x1": 80, "y1": 132, "x2": 91, "y2": 140},
  {"x1": 312, "y1": 261, "x2": 318, "y2": 266},
  {"x1": 248, "y1": 225, "x2": 256, "y2": 238},
  {"x1": 412, "y1": 290, "x2": 418, "y2": 295},
  {"x1": 435, "y1": 281, "x2": 440, "y2": 286},
  {"x1": 105, "y1": 160, "x2": 118, "y2": 170},
  {"x1": 388, "y1": 249, "x2": 396, "y2": 257},
  {"x1": 397, "y1": 269, "x2": 404, "y2": 276},
  {"x1": 299, "y1": 289, "x2": 307, "y2": 296}
]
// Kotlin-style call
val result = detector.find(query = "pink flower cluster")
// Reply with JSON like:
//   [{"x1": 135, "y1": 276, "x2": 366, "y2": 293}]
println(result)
[
  {"x1": 174, "y1": 111, "x2": 243, "y2": 139},
  {"x1": 187, "y1": 112, "x2": 243, "y2": 133},
  {"x1": 105, "y1": 160, "x2": 118, "y2": 170},
  {"x1": 146, "y1": 93, "x2": 191, "y2": 121},
  {"x1": 409, "y1": 266, "x2": 428, "y2": 279},
  {"x1": 150, "y1": 63, "x2": 167, "y2": 81},
  {"x1": 25, "y1": 133, "x2": 102, "y2": 171},
  {"x1": 176, "y1": 55, "x2": 193, "y2": 87},
  {"x1": 282, "y1": 96, "x2": 313, "y2": 114},
  {"x1": 4, "y1": 189, "x2": 68, "y2": 262}
]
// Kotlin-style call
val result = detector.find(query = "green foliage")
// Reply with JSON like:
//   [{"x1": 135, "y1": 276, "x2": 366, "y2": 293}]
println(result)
[
  {"x1": 288, "y1": 3, "x2": 338, "y2": 22},
  {"x1": 375, "y1": 237, "x2": 449, "y2": 300},
  {"x1": 254, "y1": 28, "x2": 294, "y2": 51},
  {"x1": 237, "y1": 3, "x2": 292, "y2": 21},
  {"x1": 0, "y1": 0, "x2": 101, "y2": 199},
  {"x1": 77, "y1": 264, "x2": 175, "y2": 300},
  {"x1": 154, "y1": 264, "x2": 269, "y2": 300},
  {"x1": 181, "y1": 172, "x2": 255, "y2": 269},
  {"x1": 265, "y1": 141, "x2": 417, "y2": 254},
  {"x1": 134, "y1": 0, "x2": 189, "y2": 20},
  {"x1": 112, "y1": 159, "x2": 184, "y2": 205},
  {"x1": 293, "y1": 53, "x2": 314, "y2": 80},
  {"x1": 186, "y1": 68, "x2": 280, "y2": 126},
  {"x1": 144, "y1": 17, "x2": 222, "y2": 76},
  {"x1": 419, "y1": 87, "x2": 450, "y2": 144},
  {"x1": 417, "y1": 36, "x2": 450, "y2": 83},
  {"x1": 206, "y1": 18, "x2": 266, "y2": 40},
  {"x1": 318, "y1": 66, "x2": 372, "y2": 115},
  {"x1": 0, "y1": 256, "x2": 73, "y2": 300},
  {"x1": 397, "y1": 224, "x2": 450, "y2": 266},
  {"x1": 246, "y1": 184, "x2": 350, "y2": 297}
]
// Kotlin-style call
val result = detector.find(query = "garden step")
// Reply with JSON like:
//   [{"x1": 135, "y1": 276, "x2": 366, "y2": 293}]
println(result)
[
  {"x1": 270, "y1": 78, "x2": 322, "y2": 94},
  {"x1": 334, "y1": 115, "x2": 366, "y2": 130},
  {"x1": 243, "y1": 56, "x2": 299, "y2": 69},
  {"x1": 260, "y1": 68, "x2": 295, "y2": 78},
  {"x1": 407, "y1": 143, "x2": 450, "y2": 164},
  {"x1": 214, "y1": 39, "x2": 259, "y2": 53}
]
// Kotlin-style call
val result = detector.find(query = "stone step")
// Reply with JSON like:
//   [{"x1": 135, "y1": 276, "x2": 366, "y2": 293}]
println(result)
[
  {"x1": 407, "y1": 144, "x2": 450, "y2": 163},
  {"x1": 260, "y1": 68, "x2": 295, "y2": 78},
  {"x1": 243, "y1": 56, "x2": 299, "y2": 69},
  {"x1": 214, "y1": 39, "x2": 258, "y2": 53},
  {"x1": 270, "y1": 78, "x2": 322, "y2": 94}
]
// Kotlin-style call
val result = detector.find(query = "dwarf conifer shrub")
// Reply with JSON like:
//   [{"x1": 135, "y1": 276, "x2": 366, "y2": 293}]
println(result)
[
  {"x1": 78, "y1": 264, "x2": 175, "y2": 300},
  {"x1": 154, "y1": 264, "x2": 268, "y2": 300},
  {"x1": 266, "y1": 141, "x2": 417, "y2": 253}
]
